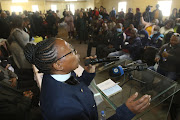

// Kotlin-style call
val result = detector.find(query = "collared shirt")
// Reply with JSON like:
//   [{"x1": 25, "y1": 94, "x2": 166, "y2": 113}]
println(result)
[{"x1": 51, "y1": 73, "x2": 71, "y2": 82}]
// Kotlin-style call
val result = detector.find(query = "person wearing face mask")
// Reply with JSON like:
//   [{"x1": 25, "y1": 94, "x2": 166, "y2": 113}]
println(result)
[
  {"x1": 108, "y1": 28, "x2": 142, "y2": 61},
  {"x1": 109, "y1": 23, "x2": 126, "y2": 51},
  {"x1": 160, "y1": 19, "x2": 175, "y2": 35},
  {"x1": 149, "y1": 26, "x2": 164, "y2": 48},
  {"x1": 155, "y1": 33, "x2": 180, "y2": 80},
  {"x1": 96, "y1": 23, "x2": 114, "y2": 58},
  {"x1": 98, "y1": 23, "x2": 126, "y2": 58}
]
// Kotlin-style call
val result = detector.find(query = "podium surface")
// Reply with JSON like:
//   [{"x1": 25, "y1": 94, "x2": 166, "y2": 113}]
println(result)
[{"x1": 91, "y1": 60, "x2": 179, "y2": 120}]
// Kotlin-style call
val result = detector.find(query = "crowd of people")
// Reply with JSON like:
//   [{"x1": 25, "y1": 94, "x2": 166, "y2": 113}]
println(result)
[{"x1": 0, "y1": 3, "x2": 179, "y2": 120}]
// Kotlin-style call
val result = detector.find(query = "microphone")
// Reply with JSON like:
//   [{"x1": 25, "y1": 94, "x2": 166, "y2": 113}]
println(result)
[
  {"x1": 109, "y1": 63, "x2": 148, "y2": 77},
  {"x1": 84, "y1": 57, "x2": 120, "y2": 66}
]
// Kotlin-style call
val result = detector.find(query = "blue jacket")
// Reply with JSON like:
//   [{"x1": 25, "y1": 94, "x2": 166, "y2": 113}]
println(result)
[
  {"x1": 138, "y1": 29, "x2": 149, "y2": 47},
  {"x1": 40, "y1": 71, "x2": 135, "y2": 120}
]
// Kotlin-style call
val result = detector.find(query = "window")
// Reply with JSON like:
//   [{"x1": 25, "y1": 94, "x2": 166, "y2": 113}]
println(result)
[
  {"x1": 66, "y1": 4, "x2": 75, "y2": 15},
  {"x1": 12, "y1": 0, "x2": 28, "y2": 3},
  {"x1": 32, "y1": 5, "x2": 39, "y2": 12},
  {"x1": 51, "y1": 5, "x2": 57, "y2": 12},
  {"x1": 70, "y1": 4, "x2": 75, "y2": 15},
  {"x1": 65, "y1": 0, "x2": 77, "y2": 1},
  {"x1": 118, "y1": 2, "x2": 127, "y2": 13},
  {"x1": 158, "y1": 1, "x2": 172, "y2": 16},
  {"x1": 11, "y1": 6, "x2": 23, "y2": 12}
]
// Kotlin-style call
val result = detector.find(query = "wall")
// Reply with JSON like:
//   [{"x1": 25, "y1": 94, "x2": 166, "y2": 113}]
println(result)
[
  {"x1": 95, "y1": 0, "x2": 180, "y2": 15},
  {"x1": 1, "y1": 0, "x2": 94, "y2": 15}
]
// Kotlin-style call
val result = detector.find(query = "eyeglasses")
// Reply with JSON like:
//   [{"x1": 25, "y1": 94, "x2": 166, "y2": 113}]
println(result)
[
  {"x1": 173, "y1": 33, "x2": 180, "y2": 37},
  {"x1": 54, "y1": 49, "x2": 77, "y2": 62}
]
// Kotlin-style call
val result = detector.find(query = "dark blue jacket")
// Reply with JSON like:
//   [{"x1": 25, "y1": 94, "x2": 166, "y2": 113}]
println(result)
[
  {"x1": 149, "y1": 32, "x2": 164, "y2": 48},
  {"x1": 123, "y1": 37, "x2": 142, "y2": 60},
  {"x1": 40, "y1": 71, "x2": 135, "y2": 120},
  {"x1": 138, "y1": 29, "x2": 149, "y2": 47}
]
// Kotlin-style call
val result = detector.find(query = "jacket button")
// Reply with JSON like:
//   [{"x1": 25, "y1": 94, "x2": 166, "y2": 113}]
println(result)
[{"x1": 81, "y1": 89, "x2": 83, "y2": 92}]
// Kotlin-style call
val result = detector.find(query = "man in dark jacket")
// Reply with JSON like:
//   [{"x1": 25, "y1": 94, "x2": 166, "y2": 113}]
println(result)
[
  {"x1": 0, "y1": 11, "x2": 10, "y2": 39},
  {"x1": 138, "y1": 24, "x2": 149, "y2": 47},
  {"x1": 152, "y1": 4, "x2": 163, "y2": 24},
  {"x1": 109, "y1": 28, "x2": 142, "y2": 61},
  {"x1": 155, "y1": 33, "x2": 180, "y2": 80}
]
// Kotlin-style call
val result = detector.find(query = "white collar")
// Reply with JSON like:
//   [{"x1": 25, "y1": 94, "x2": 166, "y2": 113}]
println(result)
[{"x1": 51, "y1": 72, "x2": 71, "y2": 82}]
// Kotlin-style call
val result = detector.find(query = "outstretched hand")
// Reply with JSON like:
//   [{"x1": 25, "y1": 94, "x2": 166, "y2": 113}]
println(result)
[{"x1": 126, "y1": 92, "x2": 151, "y2": 114}]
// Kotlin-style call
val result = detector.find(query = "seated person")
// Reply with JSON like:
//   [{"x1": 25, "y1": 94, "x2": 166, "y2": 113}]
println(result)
[
  {"x1": 138, "y1": 24, "x2": 149, "y2": 47},
  {"x1": 155, "y1": 33, "x2": 180, "y2": 80},
  {"x1": 149, "y1": 26, "x2": 164, "y2": 48},
  {"x1": 0, "y1": 63, "x2": 42, "y2": 120},
  {"x1": 97, "y1": 23, "x2": 126, "y2": 58},
  {"x1": 174, "y1": 19, "x2": 180, "y2": 34},
  {"x1": 0, "y1": 59, "x2": 17, "y2": 88},
  {"x1": 87, "y1": 23, "x2": 112, "y2": 57},
  {"x1": 160, "y1": 19, "x2": 174, "y2": 35},
  {"x1": 125, "y1": 24, "x2": 134, "y2": 36},
  {"x1": 108, "y1": 28, "x2": 142, "y2": 61},
  {"x1": 24, "y1": 37, "x2": 151, "y2": 120}
]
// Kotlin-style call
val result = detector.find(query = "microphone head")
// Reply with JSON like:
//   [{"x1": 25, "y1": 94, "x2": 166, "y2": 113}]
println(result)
[
  {"x1": 109, "y1": 66, "x2": 124, "y2": 77},
  {"x1": 84, "y1": 59, "x2": 92, "y2": 66},
  {"x1": 136, "y1": 63, "x2": 148, "y2": 71}
]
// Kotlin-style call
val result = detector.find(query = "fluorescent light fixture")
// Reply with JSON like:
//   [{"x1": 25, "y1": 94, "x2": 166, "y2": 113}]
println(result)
[
  {"x1": 118, "y1": 2, "x2": 127, "y2": 13},
  {"x1": 158, "y1": 1, "x2": 172, "y2": 16},
  {"x1": 65, "y1": 0, "x2": 77, "y2": 1},
  {"x1": 12, "y1": 0, "x2": 28, "y2": 3},
  {"x1": 32, "y1": 5, "x2": 39, "y2": 12},
  {"x1": 51, "y1": 5, "x2": 57, "y2": 12},
  {"x1": 11, "y1": 6, "x2": 23, "y2": 12}
]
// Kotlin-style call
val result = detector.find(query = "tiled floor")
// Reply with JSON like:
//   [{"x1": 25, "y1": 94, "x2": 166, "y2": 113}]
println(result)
[{"x1": 56, "y1": 26, "x2": 173, "y2": 120}]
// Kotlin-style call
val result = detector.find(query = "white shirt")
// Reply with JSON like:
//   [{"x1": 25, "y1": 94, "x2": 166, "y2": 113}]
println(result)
[{"x1": 51, "y1": 72, "x2": 71, "y2": 82}]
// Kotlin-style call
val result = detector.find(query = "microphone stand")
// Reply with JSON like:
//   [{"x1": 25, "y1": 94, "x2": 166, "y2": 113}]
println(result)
[{"x1": 120, "y1": 72, "x2": 146, "y2": 87}]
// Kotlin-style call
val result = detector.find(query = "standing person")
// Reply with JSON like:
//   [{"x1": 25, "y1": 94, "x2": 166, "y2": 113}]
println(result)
[
  {"x1": 56, "y1": 10, "x2": 61, "y2": 24},
  {"x1": 143, "y1": 5, "x2": 153, "y2": 23},
  {"x1": 77, "y1": 12, "x2": 88, "y2": 44},
  {"x1": 7, "y1": 16, "x2": 31, "y2": 69},
  {"x1": 65, "y1": 11, "x2": 74, "y2": 39},
  {"x1": 134, "y1": 8, "x2": 141, "y2": 28},
  {"x1": 24, "y1": 37, "x2": 151, "y2": 120},
  {"x1": 169, "y1": 8, "x2": 178, "y2": 20},
  {"x1": 109, "y1": 7, "x2": 116, "y2": 21},
  {"x1": 124, "y1": 8, "x2": 134, "y2": 29},
  {"x1": 0, "y1": 11, "x2": 10, "y2": 39},
  {"x1": 63, "y1": 9, "x2": 67, "y2": 18},
  {"x1": 152, "y1": 4, "x2": 163, "y2": 24}
]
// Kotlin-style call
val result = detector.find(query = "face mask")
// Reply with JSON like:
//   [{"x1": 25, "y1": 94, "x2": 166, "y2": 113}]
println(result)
[
  {"x1": 176, "y1": 23, "x2": 180, "y2": 26},
  {"x1": 153, "y1": 31, "x2": 158, "y2": 34},
  {"x1": 117, "y1": 28, "x2": 122, "y2": 33}
]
